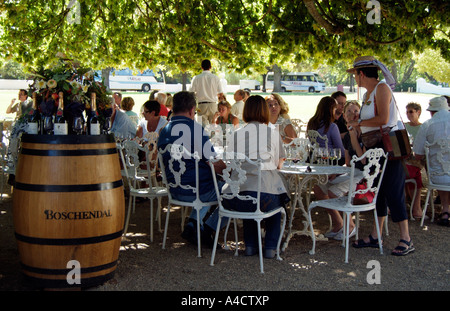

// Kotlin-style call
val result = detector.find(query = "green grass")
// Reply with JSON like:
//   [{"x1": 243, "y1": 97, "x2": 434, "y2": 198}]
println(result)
[{"x1": 0, "y1": 89, "x2": 436, "y2": 124}]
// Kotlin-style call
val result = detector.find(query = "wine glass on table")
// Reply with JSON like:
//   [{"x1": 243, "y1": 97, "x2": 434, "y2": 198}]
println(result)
[{"x1": 333, "y1": 148, "x2": 342, "y2": 166}]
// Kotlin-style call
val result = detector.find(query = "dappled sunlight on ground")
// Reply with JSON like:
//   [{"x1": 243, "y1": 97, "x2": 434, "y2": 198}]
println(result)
[
  {"x1": 120, "y1": 243, "x2": 150, "y2": 251},
  {"x1": 289, "y1": 258, "x2": 328, "y2": 271}
]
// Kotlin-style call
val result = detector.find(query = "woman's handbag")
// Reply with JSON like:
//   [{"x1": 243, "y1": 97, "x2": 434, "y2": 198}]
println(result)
[
  {"x1": 361, "y1": 127, "x2": 390, "y2": 148},
  {"x1": 353, "y1": 181, "x2": 375, "y2": 205},
  {"x1": 381, "y1": 127, "x2": 411, "y2": 160},
  {"x1": 360, "y1": 95, "x2": 411, "y2": 160}
]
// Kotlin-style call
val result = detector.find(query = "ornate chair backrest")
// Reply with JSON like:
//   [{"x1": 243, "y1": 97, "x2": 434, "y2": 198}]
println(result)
[
  {"x1": 307, "y1": 130, "x2": 328, "y2": 148},
  {"x1": 209, "y1": 152, "x2": 263, "y2": 213},
  {"x1": 290, "y1": 118, "x2": 306, "y2": 137},
  {"x1": 120, "y1": 139, "x2": 153, "y2": 189},
  {"x1": 347, "y1": 148, "x2": 387, "y2": 205},
  {"x1": 158, "y1": 143, "x2": 201, "y2": 201},
  {"x1": 307, "y1": 130, "x2": 329, "y2": 164}
]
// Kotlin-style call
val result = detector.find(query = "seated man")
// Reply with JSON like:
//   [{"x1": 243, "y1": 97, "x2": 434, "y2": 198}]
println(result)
[
  {"x1": 157, "y1": 91, "x2": 226, "y2": 245},
  {"x1": 413, "y1": 96, "x2": 450, "y2": 226}
]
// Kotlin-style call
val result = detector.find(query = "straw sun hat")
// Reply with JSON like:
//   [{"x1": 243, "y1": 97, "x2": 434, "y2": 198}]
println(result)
[
  {"x1": 346, "y1": 56, "x2": 381, "y2": 73},
  {"x1": 346, "y1": 56, "x2": 397, "y2": 90}
]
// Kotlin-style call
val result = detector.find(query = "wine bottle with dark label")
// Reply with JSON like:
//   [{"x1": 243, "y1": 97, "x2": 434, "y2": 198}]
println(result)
[
  {"x1": 88, "y1": 93, "x2": 100, "y2": 135},
  {"x1": 26, "y1": 92, "x2": 40, "y2": 134},
  {"x1": 54, "y1": 91, "x2": 68, "y2": 135}
]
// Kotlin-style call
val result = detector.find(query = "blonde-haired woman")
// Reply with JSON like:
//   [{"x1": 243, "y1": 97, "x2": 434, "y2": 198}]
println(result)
[
  {"x1": 266, "y1": 93, "x2": 297, "y2": 143},
  {"x1": 121, "y1": 97, "x2": 139, "y2": 125}
]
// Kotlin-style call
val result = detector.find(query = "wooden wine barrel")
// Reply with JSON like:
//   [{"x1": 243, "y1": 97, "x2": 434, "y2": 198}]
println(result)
[{"x1": 13, "y1": 134, "x2": 125, "y2": 288}]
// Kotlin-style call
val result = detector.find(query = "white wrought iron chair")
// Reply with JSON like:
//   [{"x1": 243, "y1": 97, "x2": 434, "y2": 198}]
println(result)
[
  {"x1": 307, "y1": 130, "x2": 328, "y2": 151},
  {"x1": 290, "y1": 118, "x2": 307, "y2": 138},
  {"x1": 307, "y1": 148, "x2": 388, "y2": 263},
  {"x1": 420, "y1": 138, "x2": 450, "y2": 227},
  {"x1": 209, "y1": 152, "x2": 287, "y2": 274},
  {"x1": 119, "y1": 139, "x2": 168, "y2": 242},
  {"x1": 158, "y1": 143, "x2": 218, "y2": 258}
]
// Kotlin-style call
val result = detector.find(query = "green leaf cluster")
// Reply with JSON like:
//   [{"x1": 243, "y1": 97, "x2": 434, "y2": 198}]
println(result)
[{"x1": 0, "y1": 0, "x2": 449, "y2": 77}]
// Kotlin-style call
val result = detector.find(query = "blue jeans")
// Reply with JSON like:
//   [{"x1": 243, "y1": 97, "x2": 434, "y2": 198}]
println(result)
[
  {"x1": 223, "y1": 192, "x2": 287, "y2": 250},
  {"x1": 171, "y1": 181, "x2": 227, "y2": 231}
]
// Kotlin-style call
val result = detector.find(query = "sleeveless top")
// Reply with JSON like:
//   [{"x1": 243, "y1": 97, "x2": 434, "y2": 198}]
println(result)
[{"x1": 359, "y1": 81, "x2": 398, "y2": 134}]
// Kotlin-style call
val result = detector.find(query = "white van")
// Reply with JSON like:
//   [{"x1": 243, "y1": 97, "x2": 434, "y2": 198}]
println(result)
[
  {"x1": 265, "y1": 72, "x2": 325, "y2": 93},
  {"x1": 108, "y1": 68, "x2": 165, "y2": 92}
]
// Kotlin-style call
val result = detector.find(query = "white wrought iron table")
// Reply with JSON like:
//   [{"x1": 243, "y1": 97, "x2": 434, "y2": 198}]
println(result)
[{"x1": 279, "y1": 163, "x2": 352, "y2": 251}]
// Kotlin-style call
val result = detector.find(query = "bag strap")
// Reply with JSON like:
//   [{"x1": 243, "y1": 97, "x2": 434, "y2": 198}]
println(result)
[{"x1": 372, "y1": 81, "x2": 405, "y2": 131}]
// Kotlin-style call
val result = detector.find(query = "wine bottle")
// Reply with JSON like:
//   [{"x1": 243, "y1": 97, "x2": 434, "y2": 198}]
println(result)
[
  {"x1": 54, "y1": 92, "x2": 68, "y2": 135},
  {"x1": 26, "y1": 92, "x2": 40, "y2": 134},
  {"x1": 88, "y1": 93, "x2": 100, "y2": 135}
]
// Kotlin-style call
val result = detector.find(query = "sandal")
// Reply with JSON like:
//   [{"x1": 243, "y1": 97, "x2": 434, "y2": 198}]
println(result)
[
  {"x1": 391, "y1": 239, "x2": 415, "y2": 256},
  {"x1": 437, "y1": 212, "x2": 450, "y2": 227},
  {"x1": 352, "y1": 234, "x2": 381, "y2": 249}
]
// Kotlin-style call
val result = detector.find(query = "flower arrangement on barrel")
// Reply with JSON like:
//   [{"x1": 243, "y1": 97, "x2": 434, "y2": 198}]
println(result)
[{"x1": 25, "y1": 54, "x2": 112, "y2": 135}]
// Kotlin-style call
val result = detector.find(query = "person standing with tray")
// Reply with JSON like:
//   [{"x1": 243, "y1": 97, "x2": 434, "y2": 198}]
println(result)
[{"x1": 346, "y1": 56, "x2": 414, "y2": 256}]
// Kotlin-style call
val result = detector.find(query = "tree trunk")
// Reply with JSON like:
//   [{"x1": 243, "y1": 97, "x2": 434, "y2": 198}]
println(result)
[
  {"x1": 262, "y1": 73, "x2": 267, "y2": 92},
  {"x1": 273, "y1": 64, "x2": 282, "y2": 92},
  {"x1": 182, "y1": 72, "x2": 187, "y2": 91},
  {"x1": 101, "y1": 67, "x2": 112, "y2": 91}
]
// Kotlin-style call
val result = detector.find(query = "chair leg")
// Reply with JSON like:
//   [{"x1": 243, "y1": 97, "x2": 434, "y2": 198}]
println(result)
[
  {"x1": 150, "y1": 198, "x2": 154, "y2": 243},
  {"x1": 430, "y1": 189, "x2": 436, "y2": 222},
  {"x1": 223, "y1": 218, "x2": 231, "y2": 250},
  {"x1": 157, "y1": 197, "x2": 162, "y2": 232},
  {"x1": 195, "y1": 207, "x2": 202, "y2": 258},
  {"x1": 373, "y1": 210, "x2": 383, "y2": 255},
  {"x1": 162, "y1": 204, "x2": 171, "y2": 249},
  {"x1": 210, "y1": 216, "x2": 222, "y2": 267},
  {"x1": 307, "y1": 206, "x2": 316, "y2": 255},
  {"x1": 344, "y1": 212, "x2": 351, "y2": 263},
  {"x1": 276, "y1": 210, "x2": 287, "y2": 261},
  {"x1": 233, "y1": 219, "x2": 239, "y2": 256},
  {"x1": 256, "y1": 220, "x2": 264, "y2": 274},
  {"x1": 421, "y1": 189, "x2": 432, "y2": 227},
  {"x1": 410, "y1": 183, "x2": 417, "y2": 220},
  {"x1": 355, "y1": 212, "x2": 360, "y2": 240},
  {"x1": 123, "y1": 194, "x2": 133, "y2": 236}
]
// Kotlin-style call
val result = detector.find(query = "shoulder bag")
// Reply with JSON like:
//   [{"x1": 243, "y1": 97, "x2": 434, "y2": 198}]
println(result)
[{"x1": 360, "y1": 95, "x2": 411, "y2": 160}]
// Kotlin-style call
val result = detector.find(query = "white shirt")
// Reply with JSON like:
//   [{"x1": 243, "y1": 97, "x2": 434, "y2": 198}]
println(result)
[
  {"x1": 189, "y1": 70, "x2": 223, "y2": 103},
  {"x1": 138, "y1": 117, "x2": 168, "y2": 138},
  {"x1": 230, "y1": 100, "x2": 244, "y2": 119},
  {"x1": 226, "y1": 122, "x2": 287, "y2": 195},
  {"x1": 413, "y1": 110, "x2": 449, "y2": 179},
  {"x1": 359, "y1": 81, "x2": 398, "y2": 133}
]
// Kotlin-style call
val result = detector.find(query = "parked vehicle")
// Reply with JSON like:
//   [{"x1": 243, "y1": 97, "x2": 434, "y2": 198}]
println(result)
[
  {"x1": 265, "y1": 72, "x2": 325, "y2": 93},
  {"x1": 96, "y1": 68, "x2": 165, "y2": 92},
  {"x1": 239, "y1": 79, "x2": 261, "y2": 90}
]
